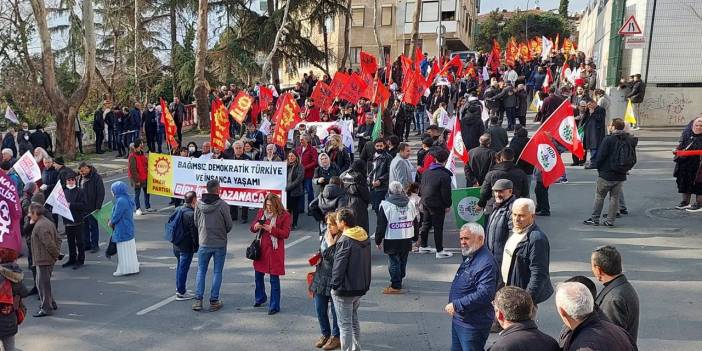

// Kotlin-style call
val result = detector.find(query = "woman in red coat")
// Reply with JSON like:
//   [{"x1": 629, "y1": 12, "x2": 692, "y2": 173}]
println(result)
[{"x1": 250, "y1": 193, "x2": 291, "y2": 315}]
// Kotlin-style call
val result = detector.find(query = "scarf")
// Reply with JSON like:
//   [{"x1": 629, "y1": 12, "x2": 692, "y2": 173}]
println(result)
[{"x1": 263, "y1": 211, "x2": 278, "y2": 250}]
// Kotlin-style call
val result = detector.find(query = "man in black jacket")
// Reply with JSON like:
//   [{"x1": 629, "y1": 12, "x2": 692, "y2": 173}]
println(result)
[
  {"x1": 556, "y1": 282, "x2": 637, "y2": 351},
  {"x1": 477, "y1": 148, "x2": 529, "y2": 216},
  {"x1": 591, "y1": 245, "x2": 640, "y2": 341},
  {"x1": 508, "y1": 127, "x2": 534, "y2": 178},
  {"x1": 465, "y1": 134, "x2": 495, "y2": 187},
  {"x1": 583, "y1": 118, "x2": 636, "y2": 226},
  {"x1": 368, "y1": 139, "x2": 391, "y2": 214},
  {"x1": 459, "y1": 96, "x2": 485, "y2": 151},
  {"x1": 93, "y1": 103, "x2": 106, "y2": 154},
  {"x1": 174, "y1": 191, "x2": 199, "y2": 300},
  {"x1": 331, "y1": 209, "x2": 371, "y2": 351},
  {"x1": 488, "y1": 286, "x2": 559, "y2": 351},
  {"x1": 78, "y1": 162, "x2": 105, "y2": 253},
  {"x1": 485, "y1": 179, "x2": 515, "y2": 269},
  {"x1": 418, "y1": 148, "x2": 453, "y2": 259},
  {"x1": 29, "y1": 125, "x2": 52, "y2": 154},
  {"x1": 62, "y1": 172, "x2": 87, "y2": 269}
]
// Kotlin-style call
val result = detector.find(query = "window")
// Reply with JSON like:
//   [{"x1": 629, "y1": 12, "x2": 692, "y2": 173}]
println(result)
[
  {"x1": 441, "y1": 11, "x2": 455, "y2": 21},
  {"x1": 351, "y1": 7, "x2": 364, "y2": 27},
  {"x1": 350, "y1": 47, "x2": 362, "y2": 65},
  {"x1": 405, "y1": 2, "x2": 415, "y2": 23},
  {"x1": 381, "y1": 5, "x2": 393, "y2": 26},
  {"x1": 318, "y1": 16, "x2": 335, "y2": 33},
  {"x1": 421, "y1": 1, "x2": 439, "y2": 21}
]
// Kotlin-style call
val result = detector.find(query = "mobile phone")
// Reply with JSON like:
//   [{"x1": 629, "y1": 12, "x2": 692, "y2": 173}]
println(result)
[{"x1": 258, "y1": 219, "x2": 266, "y2": 225}]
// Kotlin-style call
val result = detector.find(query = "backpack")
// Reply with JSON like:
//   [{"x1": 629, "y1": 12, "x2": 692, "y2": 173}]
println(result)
[
  {"x1": 164, "y1": 207, "x2": 186, "y2": 244},
  {"x1": 611, "y1": 136, "x2": 637, "y2": 173}
]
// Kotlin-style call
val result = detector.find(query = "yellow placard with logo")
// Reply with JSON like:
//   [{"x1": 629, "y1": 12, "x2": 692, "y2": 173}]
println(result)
[{"x1": 147, "y1": 153, "x2": 174, "y2": 197}]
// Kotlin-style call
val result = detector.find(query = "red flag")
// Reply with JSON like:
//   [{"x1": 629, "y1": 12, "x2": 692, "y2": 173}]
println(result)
[
  {"x1": 519, "y1": 131, "x2": 566, "y2": 188},
  {"x1": 160, "y1": 97, "x2": 179, "y2": 148},
  {"x1": 560, "y1": 62, "x2": 570, "y2": 81},
  {"x1": 211, "y1": 98, "x2": 231, "y2": 151},
  {"x1": 330, "y1": 72, "x2": 350, "y2": 98},
  {"x1": 311, "y1": 81, "x2": 335, "y2": 111},
  {"x1": 414, "y1": 47, "x2": 423, "y2": 72},
  {"x1": 359, "y1": 51, "x2": 378, "y2": 77},
  {"x1": 372, "y1": 80, "x2": 391, "y2": 106},
  {"x1": 250, "y1": 102, "x2": 260, "y2": 126},
  {"x1": 402, "y1": 70, "x2": 427, "y2": 106},
  {"x1": 271, "y1": 93, "x2": 301, "y2": 147},
  {"x1": 259, "y1": 86, "x2": 273, "y2": 115},
  {"x1": 438, "y1": 55, "x2": 463, "y2": 77},
  {"x1": 562, "y1": 37, "x2": 573, "y2": 54},
  {"x1": 400, "y1": 55, "x2": 413, "y2": 78},
  {"x1": 338, "y1": 73, "x2": 367, "y2": 104},
  {"x1": 446, "y1": 114, "x2": 469, "y2": 164},
  {"x1": 538, "y1": 100, "x2": 584, "y2": 158},
  {"x1": 489, "y1": 39, "x2": 502, "y2": 73},
  {"x1": 505, "y1": 39, "x2": 516, "y2": 67},
  {"x1": 0, "y1": 173, "x2": 22, "y2": 253},
  {"x1": 542, "y1": 68, "x2": 553, "y2": 93},
  {"x1": 519, "y1": 42, "x2": 531, "y2": 62},
  {"x1": 228, "y1": 91, "x2": 254, "y2": 125},
  {"x1": 554, "y1": 34, "x2": 560, "y2": 53},
  {"x1": 427, "y1": 60, "x2": 440, "y2": 84}
]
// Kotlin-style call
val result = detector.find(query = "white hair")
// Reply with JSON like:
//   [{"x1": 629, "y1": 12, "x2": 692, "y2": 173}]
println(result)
[
  {"x1": 513, "y1": 198, "x2": 536, "y2": 214},
  {"x1": 233, "y1": 140, "x2": 244, "y2": 148},
  {"x1": 460, "y1": 222, "x2": 485, "y2": 239},
  {"x1": 555, "y1": 282, "x2": 594, "y2": 321},
  {"x1": 2, "y1": 149, "x2": 12, "y2": 156},
  {"x1": 388, "y1": 181, "x2": 404, "y2": 195}
]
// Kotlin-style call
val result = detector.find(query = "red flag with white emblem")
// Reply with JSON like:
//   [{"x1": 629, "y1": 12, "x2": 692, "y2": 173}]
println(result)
[
  {"x1": 446, "y1": 115, "x2": 469, "y2": 164},
  {"x1": 538, "y1": 99, "x2": 584, "y2": 158},
  {"x1": 518, "y1": 131, "x2": 565, "y2": 188}
]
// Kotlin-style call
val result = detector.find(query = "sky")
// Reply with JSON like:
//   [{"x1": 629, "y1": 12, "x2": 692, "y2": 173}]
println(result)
[{"x1": 480, "y1": 0, "x2": 590, "y2": 14}]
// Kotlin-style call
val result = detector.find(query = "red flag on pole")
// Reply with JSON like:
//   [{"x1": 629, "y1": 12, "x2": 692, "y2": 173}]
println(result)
[
  {"x1": 271, "y1": 93, "x2": 301, "y2": 147},
  {"x1": 228, "y1": 91, "x2": 254, "y2": 125},
  {"x1": 259, "y1": 86, "x2": 273, "y2": 115},
  {"x1": 338, "y1": 73, "x2": 367, "y2": 104},
  {"x1": 330, "y1": 72, "x2": 350, "y2": 98},
  {"x1": 211, "y1": 98, "x2": 231, "y2": 151},
  {"x1": 414, "y1": 47, "x2": 423, "y2": 72},
  {"x1": 437, "y1": 55, "x2": 463, "y2": 77},
  {"x1": 489, "y1": 39, "x2": 502, "y2": 73},
  {"x1": 311, "y1": 81, "x2": 335, "y2": 111},
  {"x1": 446, "y1": 114, "x2": 469, "y2": 164},
  {"x1": 519, "y1": 131, "x2": 566, "y2": 188},
  {"x1": 538, "y1": 100, "x2": 584, "y2": 158},
  {"x1": 359, "y1": 51, "x2": 378, "y2": 77},
  {"x1": 542, "y1": 68, "x2": 553, "y2": 93},
  {"x1": 385, "y1": 54, "x2": 392, "y2": 83},
  {"x1": 402, "y1": 70, "x2": 427, "y2": 106},
  {"x1": 160, "y1": 97, "x2": 179, "y2": 149}
]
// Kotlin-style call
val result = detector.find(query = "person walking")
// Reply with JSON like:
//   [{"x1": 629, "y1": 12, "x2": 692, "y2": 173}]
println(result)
[
  {"x1": 446, "y1": 223, "x2": 498, "y2": 351},
  {"x1": 311, "y1": 212, "x2": 342, "y2": 350},
  {"x1": 418, "y1": 149, "x2": 453, "y2": 259},
  {"x1": 128, "y1": 140, "x2": 152, "y2": 215},
  {"x1": 388, "y1": 143, "x2": 414, "y2": 189},
  {"x1": 173, "y1": 191, "x2": 198, "y2": 300},
  {"x1": 78, "y1": 162, "x2": 105, "y2": 253},
  {"x1": 193, "y1": 180, "x2": 233, "y2": 312},
  {"x1": 62, "y1": 172, "x2": 86, "y2": 270},
  {"x1": 29, "y1": 203, "x2": 60, "y2": 317},
  {"x1": 331, "y1": 209, "x2": 371, "y2": 351},
  {"x1": 108, "y1": 181, "x2": 140, "y2": 277},
  {"x1": 582, "y1": 99, "x2": 607, "y2": 169},
  {"x1": 341, "y1": 160, "x2": 371, "y2": 234},
  {"x1": 250, "y1": 194, "x2": 292, "y2": 315},
  {"x1": 286, "y1": 151, "x2": 305, "y2": 229},
  {"x1": 485, "y1": 179, "x2": 516, "y2": 268},
  {"x1": 374, "y1": 181, "x2": 417, "y2": 294}
]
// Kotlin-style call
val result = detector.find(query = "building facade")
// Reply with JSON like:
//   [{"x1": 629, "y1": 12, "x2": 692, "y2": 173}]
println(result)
[{"x1": 280, "y1": 0, "x2": 478, "y2": 86}]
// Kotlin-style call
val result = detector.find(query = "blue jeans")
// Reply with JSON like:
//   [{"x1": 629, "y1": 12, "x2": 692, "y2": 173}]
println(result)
[
  {"x1": 176, "y1": 251, "x2": 194, "y2": 295},
  {"x1": 415, "y1": 109, "x2": 426, "y2": 133},
  {"x1": 255, "y1": 271, "x2": 280, "y2": 312},
  {"x1": 589, "y1": 148, "x2": 598, "y2": 163},
  {"x1": 451, "y1": 322, "x2": 490, "y2": 351},
  {"x1": 388, "y1": 251, "x2": 409, "y2": 289},
  {"x1": 315, "y1": 293, "x2": 340, "y2": 337},
  {"x1": 134, "y1": 187, "x2": 150, "y2": 210},
  {"x1": 157, "y1": 128, "x2": 165, "y2": 153},
  {"x1": 371, "y1": 189, "x2": 387, "y2": 214},
  {"x1": 82, "y1": 215, "x2": 100, "y2": 250},
  {"x1": 195, "y1": 246, "x2": 227, "y2": 301},
  {"x1": 303, "y1": 178, "x2": 315, "y2": 208},
  {"x1": 505, "y1": 106, "x2": 516, "y2": 130}
]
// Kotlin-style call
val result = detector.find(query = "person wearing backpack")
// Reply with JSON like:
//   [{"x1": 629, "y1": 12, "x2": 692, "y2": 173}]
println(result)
[
  {"x1": 583, "y1": 118, "x2": 637, "y2": 226},
  {"x1": 169, "y1": 191, "x2": 199, "y2": 301}
]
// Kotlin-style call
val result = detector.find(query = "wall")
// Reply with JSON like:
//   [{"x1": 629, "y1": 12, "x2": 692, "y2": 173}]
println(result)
[{"x1": 637, "y1": 87, "x2": 702, "y2": 127}]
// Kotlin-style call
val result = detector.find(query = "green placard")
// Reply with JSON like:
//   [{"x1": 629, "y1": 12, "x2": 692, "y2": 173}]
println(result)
[
  {"x1": 451, "y1": 187, "x2": 485, "y2": 228},
  {"x1": 90, "y1": 201, "x2": 114, "y2": 235}
]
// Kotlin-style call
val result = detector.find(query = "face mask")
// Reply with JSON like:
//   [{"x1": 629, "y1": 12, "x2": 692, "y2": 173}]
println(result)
[
  {"x1": 188, "y1": 147, "x2": 196, "y2": 153},
  {"x1": 66, "y1": 184, "x2": 76, "y2": 190}
]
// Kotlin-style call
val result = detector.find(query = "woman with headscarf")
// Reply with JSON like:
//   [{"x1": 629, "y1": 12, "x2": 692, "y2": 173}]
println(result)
[
  {"x1": 250, "y1": 194, "x2": 291, "y2": 315},
  {"x1": 286, "y1": 151, "x2": 305, "y2": 229},
  {"x1": 325, "y1": 134, "x2": 351, "y2": 172},
  {"x1": 186, "y1": 142, "x2": 202, "y2": 158},
  {"x1": 312, "y1": 153, "x2": 340, "y2": 194},
  {"x1": 108, "y1": 181, "x2": 140, "y2": 276},
  {"x1": 674, "y1": 117, "x2": 702, "y2": 211},
  {"x1": 341, "y1": 160, "x2": 371, "y2": 233}
]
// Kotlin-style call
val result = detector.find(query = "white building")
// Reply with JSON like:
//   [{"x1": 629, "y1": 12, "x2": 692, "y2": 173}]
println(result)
[{"x1": 578, "y1": 0, "x2": 702, "y2": 127}]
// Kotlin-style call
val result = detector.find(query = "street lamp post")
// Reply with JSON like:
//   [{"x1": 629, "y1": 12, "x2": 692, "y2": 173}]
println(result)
[{"x1": 525, "y1": 0, "x2": 530, "y2": 41}]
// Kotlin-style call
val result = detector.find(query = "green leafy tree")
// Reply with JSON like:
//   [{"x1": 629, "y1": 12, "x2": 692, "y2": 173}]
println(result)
[
  {"x1": 559, "y1": 0, "x2": 569, "y2": 17},
  {"x1": 476, "y1": 11, "x2": 570, "y2": 50}
]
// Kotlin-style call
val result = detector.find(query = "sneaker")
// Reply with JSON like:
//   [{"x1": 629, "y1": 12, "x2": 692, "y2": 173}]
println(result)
[
  {"x1": 322, "y1": 336, "x2": 341, "y2": 350},
  {"x1": 602, "y1": 213, "x2": 621, "y2": 219},
  {"x1": 209, "y1": 300, "x2": 223, "y2": 312},
  {"x1": 315, "y1": 336, "x2": 330, "y2": 348},
  {"x1": 601, "y1": 221, "x2": 614, "y2": 227},
  {"x1": 417, "y1": 246, "x2": 437, "y2": 254},
  {"x1": 583, "y1": 218, "x2": 599, "y2": 226},
  {"x1": 619, "y1": 208, "x2": 629, "y2": 215},
  {"x1": 436, "y1": 251, "x2": 453, "y2": 259},
  {"x1": 556, "y1": 178, "x2": 569, "y2": 184},
  {"x1": 175, "y1": 292, "x2": 194, "y2": 301},
  {"x1": 686, "y1": 203, "x2": 702, "y2": 212},
  {"x1": 382, "y1": 286, "x2": 403, "y2": 294},
  {"x1": 192, "y1": 299, "x2": 203, "y2": 311},
  {"x1": 135, "y1": 209, "x2": 143, "y2": 216},
  {"x1": 676, "y1": 202, "x2": 692, "y2": 210}
]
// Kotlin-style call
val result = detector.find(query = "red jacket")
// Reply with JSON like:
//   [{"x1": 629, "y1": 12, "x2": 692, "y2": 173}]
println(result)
[
  {"x1": 296, "y1": 145, "x2": 318, "y2": 179},
  {"x1": 128, "y1": 151, "x2": 148, "y2": 185},
  {"x1": 303, "y1": 107, "x2": 320, "y2": 122},
  {"x1": 250, "y1": 209, "x2": 291, "y2": 276}
]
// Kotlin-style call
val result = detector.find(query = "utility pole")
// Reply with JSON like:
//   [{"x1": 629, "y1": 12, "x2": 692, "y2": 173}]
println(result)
[
  {"x1": 525, "y1": 0, "x2": 530, "y2": 41},
  {"x1": 437, "y1": 0, "x2": 443, "y2": 58}
]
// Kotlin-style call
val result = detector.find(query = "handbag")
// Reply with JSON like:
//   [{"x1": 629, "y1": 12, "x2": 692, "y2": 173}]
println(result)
[
  {"x1": 246, "y1": 233, "x2": 261, "y2": 261},
  {"x1": 306, "y1": 272, "x2": 315, "y2": 299},
  {"x1": 106, "y1": 237, "x2": 117, "y2": 258}
]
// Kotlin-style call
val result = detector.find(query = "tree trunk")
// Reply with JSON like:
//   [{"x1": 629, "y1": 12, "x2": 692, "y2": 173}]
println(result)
[
  {"x1": 134, "y1": 0, "x2": 140, "y2": 100},
  {"x1": 323, "y1": 23, "x2": 329, "y2": 75},
  {"x1": 261, "y1": 0, "x2": 291, "y2": 83},
  {"x1": 266, "y1": 0, "x2": 280, "y2": 89},
  {"x1": 193, "y1": 0, "x2": 210, "y2": 130},
  {"x1": 410, "y1": 0, "x2": 422, "y2": 56},
  {"x1": 110, "y1": 31, "x2": 119, "y2": 102},
  {"x1": 338, "y1": 0, "x2": 352, "y2": 70},
  {"x1": 29, "y1": 0, "x2": 95, "y2": 160},
  {"x1": 372, "y1": 0, "x2": 383, "y2": 58},
  {"x1": 170, "y1": 4, "x2": 178, "y2": 99}
]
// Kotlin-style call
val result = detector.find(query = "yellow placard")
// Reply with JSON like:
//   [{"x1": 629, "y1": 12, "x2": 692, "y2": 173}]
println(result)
[{"x1": 147, "y1": 153, "x2": 174, "y2": 197}]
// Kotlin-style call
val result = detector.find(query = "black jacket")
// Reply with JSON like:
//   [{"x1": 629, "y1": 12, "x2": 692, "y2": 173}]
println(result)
[
  {"x1": 142, "y1": 109, "x2": 158, "y2": 135},
  {"x1": 286, "y1": 162, "x2": 305, "y2": 197},
  {"x1": 174, "y1": 205, "x2": 199, "y2": 253},
  {"x1": 341, "y1": 170, "x2": 371, "y2": 233},
  {"x1": 93, "y1": 108, "x2": 106, "y2": 132},
  {"x1": 509, "y1": 135, "x2": 534, "y2": 175},
  {"x1": 594, "y1": 131, "x2": 637, "y2": 182},
  {"x1": 29, "y1": 130, "x2": 52, "y2": 151},
  {"x1": 1, "y1": 133, "x2": 16, "y2": 158},
  {"x1": 374, "y1": 193, "x2": 416, "y2": 255},
  {"x1": 626, "y1": 80, "x2": 645, "y2": 103},
  {"x1": 486, "y1": 196, "x2": 515, "y2": 267},
  {"x1": 465, "y1": 146, "x2": 496, "y2": 186},
  {"x1": 562, "y1": 312, "x2": 638, "y2": 351},
  {"x1": 368, "y1": 151, "x2": 391, "y2": 191},
  {"x1": 313, "y1": 164, "x2": 341, "y2": 193},
  {"x1": 488, "y1": 125, "x2": 509, "y2": 152},
  {"x1": 419, "y1": 164, "x2": 452, "y2": 209},
  {"x1": 479, "y1": 161, "x2": 530, "y2": 209},
  {"x1": 311, "y1": 242, "x2": 337, "y2": 296},
  {"x1": 42, "y1": 168, "x2": 59, "y2": 198},
  {"x1": 487, "y1": 320, "x2": 559, "y2": 351},
  {"x1": 309, "y1": 183, "x2": 349, "y2": 222},
  {"x1": 515, "y1": 89, "x2": 528, "y2": 117},
  {"x1": 582, "y1": 107, "x2": 607, "y2": 150},
  {"x1": 331, "y1": 230, "x2": 371, "y2": 297},
  {"x1": 63, "y1": 186, "x2": 87, "y2": 225},
  {"x1": 504, "y1": 224, "x2": 554, "y2": 304},
  {"x1": 460, "y1": 102, "x2": 485, "y2": 151},
  {"x1": 595, "y1": 274, "x2": 640, "y2": 341},
  {"x1": 78, "y1": 166, "x2": 105, "y2": 214}
]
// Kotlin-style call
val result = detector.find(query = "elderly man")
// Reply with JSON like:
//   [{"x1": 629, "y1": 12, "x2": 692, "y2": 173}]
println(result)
[
  {"x1": 485, "y1": 179, "x2": 515, "y2": 268},
  {"x1": 226, "y1": 140, "x2": 250, "y2": 223},
  {"x1": 199, "y1": 141, "x2": 212, "y2": 159},
  {"x1": 501, "y1": 198, "x2": 553, "y2": 308},
  {"x1": 375, "y1": 181, "x2": 418, "y2": 294},
  {"x1": 487, "y1": 286, "x2": 559, "y2": 351},
  {"x1": 591, "y1": 245, "x2": 640, "y2": 340},
  {"x1": 556, "y1": 282, "x2": 637, "y2": 351},
  {"x1": 445, "y1": 223, "x2": 498, "y2": 351},
  {"x1": 477, "y1": 148, "x2": 529, "y2": 217},
  {"x1": 1, "y1": 149, "x2": 14, "y2": 166},
  {"x1": 388, "y1": 142, "x2": 414, "y2": 188}
]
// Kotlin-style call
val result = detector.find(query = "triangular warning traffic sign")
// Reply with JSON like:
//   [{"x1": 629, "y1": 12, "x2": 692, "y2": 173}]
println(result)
[{"x1": 618, "y1": 15, "x2": 642, "y2": 36}]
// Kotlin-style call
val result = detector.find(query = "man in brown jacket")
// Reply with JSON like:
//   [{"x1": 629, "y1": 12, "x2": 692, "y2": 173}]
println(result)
[{"x1": 29, "y1": 203, "x2": 60, "y2": 317}]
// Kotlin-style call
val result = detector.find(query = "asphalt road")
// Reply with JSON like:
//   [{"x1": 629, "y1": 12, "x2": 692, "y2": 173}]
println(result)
[{"x1": 14, "y1": 129, "x2": 702, "y2": 351}]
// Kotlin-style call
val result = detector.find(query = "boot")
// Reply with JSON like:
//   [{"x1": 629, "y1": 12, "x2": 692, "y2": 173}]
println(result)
[{"x1": 322, "y1": 336, "x2": 340, "y2": 350}]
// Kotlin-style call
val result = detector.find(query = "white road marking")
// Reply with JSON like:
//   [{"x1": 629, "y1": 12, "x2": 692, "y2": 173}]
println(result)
[
  {"x1": 136, "y1": 295, "x2": 176, "y2": 316},
  {"x1": 158, "y1": 205, "x2": 175, "y2": 212},
  {"x1": 285, "y1": 235, "x2": 311, "y2": 249}
]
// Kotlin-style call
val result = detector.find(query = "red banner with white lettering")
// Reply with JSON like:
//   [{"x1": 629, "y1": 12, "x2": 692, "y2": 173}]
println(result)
[
  {"x1": 271, "y1": 93, "x2": 301, "y2": 147},
  {"x1": 210, "y1": 98, "x2": 231, "y2": 151}
]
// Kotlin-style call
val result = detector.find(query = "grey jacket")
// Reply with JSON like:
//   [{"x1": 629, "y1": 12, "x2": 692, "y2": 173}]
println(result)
[
  {"x1": 595, "y1": 274, "x2": 640, "y2": 341},
  {"x1": 389, "y1": 155, "x2": 414, "y2": 188},
  {"x1": 195, "y1": 193, "x2": 233, "y2": 248}
]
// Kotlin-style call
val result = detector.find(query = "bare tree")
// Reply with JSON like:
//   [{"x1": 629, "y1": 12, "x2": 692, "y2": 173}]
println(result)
[
  {"x1": 261, "y1": 0, "x2": 291, "y2": 83},
  {"x1": 193, "y1": 0, "x2": 209, "y2": 129},
  {"x1": 372, "y1": 0, "x2": 382, "y2": 57},
  {"x1": 409, "y1": 0, "x2": 421, "y2": 56},
  {"x1": 338, "y1": 0, "x2": 351, "y2": 69},
  {"x1": 29, "y1": 0, "x2": 96, "y2": 159}
]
